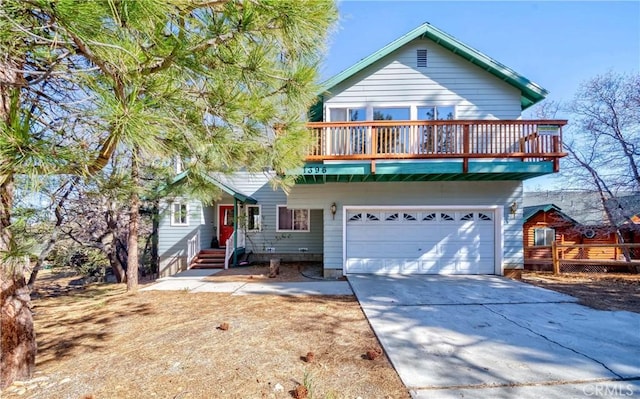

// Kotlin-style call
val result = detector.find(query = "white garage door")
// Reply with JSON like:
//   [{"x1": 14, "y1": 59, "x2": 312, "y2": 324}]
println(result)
[{"x1": 345, "y1": 208, "x2": 496, "y2": 274}]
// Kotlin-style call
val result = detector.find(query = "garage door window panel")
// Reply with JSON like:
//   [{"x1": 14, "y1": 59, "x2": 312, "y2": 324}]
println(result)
[
  {"x1": 422, "y1": 212, "x2": 437, "y2": 221},
  {"x1": 461, "y1": 213, "x2": 474, "y2": 221},
  {"x1": 478, "y1": 213, "x2": 492, "y2": 221},
  {"x1": 441, "y1": 213, "x2": 455, "y2": 221}
]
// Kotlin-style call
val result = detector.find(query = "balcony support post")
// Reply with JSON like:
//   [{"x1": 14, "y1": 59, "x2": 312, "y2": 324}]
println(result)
[{"x1": 462, "y1": 124, "x2": 470, "y2": 173}]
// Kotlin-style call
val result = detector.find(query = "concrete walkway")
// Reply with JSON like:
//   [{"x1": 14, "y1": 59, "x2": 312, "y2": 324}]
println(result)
[
  {"x1": 141, "y1": 269, "x2": 353, "y2": 296},
  {"x1": 349, "y1": 274, "x2": 640, "y2": 399}
]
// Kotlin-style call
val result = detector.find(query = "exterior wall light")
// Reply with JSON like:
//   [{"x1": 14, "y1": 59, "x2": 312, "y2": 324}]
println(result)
[
  {"x1": 510, "y1": 201, "x2": 518, "y2": 215},
  {"x1": 330, "y1": 202, "x2": 337, "y2": 220}
]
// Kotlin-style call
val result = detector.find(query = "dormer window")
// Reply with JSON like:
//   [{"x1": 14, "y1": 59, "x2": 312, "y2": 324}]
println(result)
[
  {"x1": 175, "y1": 156, "x2": 184, "y2": 174},
  {"x1": 417, "y1": 49, "x2": 428, "y2": 67}
]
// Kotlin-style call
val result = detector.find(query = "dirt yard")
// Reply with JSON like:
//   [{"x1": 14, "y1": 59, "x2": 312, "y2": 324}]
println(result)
[
  {"x1": 522, "y1": 271, "x2": 640, "y2": 313},
  {"x1": 2, "y1": 269, "x2": 408, "y2": 399},
  {"x1": 205, "y1": 262, "x2": 332, "y2": 283}
]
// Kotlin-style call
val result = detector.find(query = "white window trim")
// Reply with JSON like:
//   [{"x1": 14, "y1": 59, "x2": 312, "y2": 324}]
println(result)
[
  {"x1": 170, "y1": 201, "x2": 189, "y2": 226},
  {"x1": 533, "y1": 227, "x2": 555, "y2": 246},
  {"x1": 245, "y1": 204, "x2": 262, "y2": 232},
  {"x1": 326, "y1": 103, "x2": 457, "y2": 122},
  {"x1": 276, "y1": 205, "x2": 311, "y2": 232},
  {"x1": 175, "y1": 156, "x2": 184, "y2": 174}
]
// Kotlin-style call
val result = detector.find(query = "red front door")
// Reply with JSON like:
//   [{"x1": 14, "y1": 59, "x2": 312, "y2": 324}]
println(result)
[{"x1": 219, "y1": 205, "x2": 235, "y2": 247}]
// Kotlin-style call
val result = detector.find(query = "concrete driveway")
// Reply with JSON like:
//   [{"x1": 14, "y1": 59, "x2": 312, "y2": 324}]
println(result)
[{"x1": 348, "y1": 275, "x2": 640, "y2": 399}]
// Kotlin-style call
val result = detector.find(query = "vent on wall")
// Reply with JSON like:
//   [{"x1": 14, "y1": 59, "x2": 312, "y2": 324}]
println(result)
[{"x1": 417, "y1": 49, "x2": 428, "y2": 67}]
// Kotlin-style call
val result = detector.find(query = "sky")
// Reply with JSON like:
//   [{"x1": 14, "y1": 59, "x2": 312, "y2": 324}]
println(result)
[{"x1": 318, "y1": 1, "x2": 640, "y2": 190}]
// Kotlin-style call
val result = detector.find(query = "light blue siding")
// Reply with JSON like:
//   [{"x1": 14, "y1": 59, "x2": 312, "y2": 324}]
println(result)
[
  {"x1": 287, "y1": 181, "x2": 523, "y2": 273},
  {"x1": 158, "y1": 198, "x2": 205, "y2": 256},
  {"x1": 324, "y1": 38, "x2": 522, "y2": 120},
  {"x1": 158, "y1": 172, "x2": 323, "y2": 269},
  {"x1": 158, "y1": 198, "x2": 206, "y2": 276}
]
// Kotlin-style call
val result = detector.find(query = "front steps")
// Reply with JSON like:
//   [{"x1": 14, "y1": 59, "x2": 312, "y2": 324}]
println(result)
[{"x1": 190, "y1": 249, "x2": 226, "y2": 269}]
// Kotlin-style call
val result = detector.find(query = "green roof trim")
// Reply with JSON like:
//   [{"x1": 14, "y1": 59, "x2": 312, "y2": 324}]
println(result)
[
  {"x1": 291, "y1": 160, "x2": 556, "y2": 183},
  {"x1": 523, "y1": 204, "x2": 578, "y2": 224},
  {"x1": 319, "y1": 22, "x2": 548, "y2": 110}
]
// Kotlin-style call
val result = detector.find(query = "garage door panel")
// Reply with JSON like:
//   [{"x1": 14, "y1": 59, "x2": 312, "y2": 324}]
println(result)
[
  {"x1": 346, "y1": 208, "x2": 496, "y2": 275},
  {"x1": 348, "y1": 243, "x2": 440, "y2": 258}
]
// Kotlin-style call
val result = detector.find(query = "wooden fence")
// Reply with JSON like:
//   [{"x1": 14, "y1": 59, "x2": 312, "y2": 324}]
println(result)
[{"x1": 524, "y1": 243, "x2": 640, "y2": 274}]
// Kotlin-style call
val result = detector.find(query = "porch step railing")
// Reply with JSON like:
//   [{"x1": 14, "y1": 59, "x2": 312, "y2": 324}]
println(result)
[
  {"x1": 187, "y1": 230, "x2": 200, "y2": 266},
  {"x1": 223, "y1": 229, "x2": 246, "y2": 269}
]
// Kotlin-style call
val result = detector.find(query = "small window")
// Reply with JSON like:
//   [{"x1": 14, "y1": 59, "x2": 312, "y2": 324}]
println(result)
[
  {"x1": 171, "y1": 202, "x2": 189, "y2": 226},
  {"x1": 246, "y1": 205, "x2": 261, "y2": 231},
  {"x1": 417, "y1": 49, "x2": 428, "y2": 67},
  {"x1": 348, "y1": 213, "x2": 362, "y2": 222},
  {"x1": 533, "y1": 228, "x2": 555, "y2": 246},
  {"x1": 277, "y1": 206, "x2": 310, "y2": 232},
  {"x1": 175, "y1": 156, "x2": 184, "y2": 174}
]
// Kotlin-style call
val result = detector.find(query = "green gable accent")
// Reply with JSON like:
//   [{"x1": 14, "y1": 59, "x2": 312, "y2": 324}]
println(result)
[
  {"x1": 523, "y1": 204, "x2": 578, "y2": 224},
  {"x1": 319, "y1": 22, "x2": 548, "y2": 110}
]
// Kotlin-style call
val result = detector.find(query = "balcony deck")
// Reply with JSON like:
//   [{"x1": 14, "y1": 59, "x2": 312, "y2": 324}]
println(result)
[{"x1": 295, "y1": 120, "x2": 567, "y2": 183}]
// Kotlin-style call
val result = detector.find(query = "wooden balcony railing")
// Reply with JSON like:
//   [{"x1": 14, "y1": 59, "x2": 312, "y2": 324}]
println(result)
[{"x1": 306, "y1": 120, "x2": 568, "y2": 172}]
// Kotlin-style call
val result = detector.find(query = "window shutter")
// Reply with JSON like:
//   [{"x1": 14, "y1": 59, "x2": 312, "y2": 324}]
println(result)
[{"x1": 417, "y1": 49, "x2": 428, "y2": 67}]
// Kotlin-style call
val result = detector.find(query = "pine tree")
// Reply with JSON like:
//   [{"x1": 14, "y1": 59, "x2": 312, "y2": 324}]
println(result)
[{"x1": 0, "y1": 0, "x2": 336, "y2": 387}]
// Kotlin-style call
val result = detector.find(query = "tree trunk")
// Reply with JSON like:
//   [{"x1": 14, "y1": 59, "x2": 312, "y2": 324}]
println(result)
[
  {"x1": 126, "y1": 152, "x2": 140, "y2": 292},
  {"x1": 106, "y1": 244, "x2": 126, "y2": 283},
  {"x1": 150, "y1": 201, "x2": 159, "y2": 276},
  {"x1": 1, "y1": 59, "x2": 36, "y2": 388},
  {"x1": 104, "y1": 206, "x2": 126, "y2": 283},
  {"x1": 0, "y1": 178, "x2": 36, "y2": 389}
]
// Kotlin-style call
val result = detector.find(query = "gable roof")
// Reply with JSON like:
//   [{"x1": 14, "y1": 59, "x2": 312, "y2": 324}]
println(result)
[
  {"x1": 319, "y1": 22, "x2": 548, "y2": 110},
  {"x1": 523, "y1": 204, "x2": 579, "y2": 225},
  {"x1": 171, "y1": 171, "x2": 257, "y2": 204},
  {"x1": 605, "y1": 194, "x2": 640, "y2": 225},
  {"x1": 524, "y1": 191, "x2": 606, "y2": 225}
]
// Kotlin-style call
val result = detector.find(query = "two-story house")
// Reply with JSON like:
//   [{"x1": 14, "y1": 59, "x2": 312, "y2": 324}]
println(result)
[{"x1": 157, "y1": 22, "x2": 567, "y2": 278}]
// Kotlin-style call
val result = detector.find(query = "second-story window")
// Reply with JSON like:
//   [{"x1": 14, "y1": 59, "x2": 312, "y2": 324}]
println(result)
[
  {"x1": 329, "y1": 108, "x2": 366, "y2": 122},
  {"x1": 373, "y1": 107, "x2": 411, "y2": 154},
  {"x1": 417, "y1": 106, "x2": 455, "y2": 120},
  {"x1": 373, "y1": 107, "x2": 410, "y2": 120}
]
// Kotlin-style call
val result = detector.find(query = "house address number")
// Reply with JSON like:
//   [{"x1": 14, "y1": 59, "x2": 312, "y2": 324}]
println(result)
[{"x1": 304, "y1": 166, "x2": 327, "y2": 174}]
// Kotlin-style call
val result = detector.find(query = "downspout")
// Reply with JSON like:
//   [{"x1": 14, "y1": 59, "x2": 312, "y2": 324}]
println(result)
[{"x1": 233, "y1": 198, "x2": 238, "y2": 267}]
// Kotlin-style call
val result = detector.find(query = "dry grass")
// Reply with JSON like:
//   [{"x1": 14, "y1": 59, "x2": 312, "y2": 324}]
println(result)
[
  {"x1": 205, "y1": 262, "x2": 340, "y2": 283},
  {"x1": 522, "y1": 271, "x2": 640, "y2": 313},
  {"x1": 2, "y1": 270, "x2": 408, "y2": 399}
]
